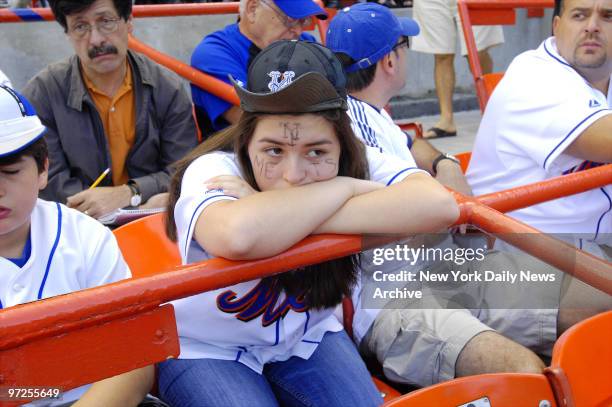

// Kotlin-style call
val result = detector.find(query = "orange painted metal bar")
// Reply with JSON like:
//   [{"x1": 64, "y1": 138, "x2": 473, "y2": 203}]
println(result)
[
  {"x1": 457, "y1": 0, "x2": 554, "y2": 111},
  {"x1": 457, "y1": 195, "x2": 612, "y2": 295},
  {"x1": 476, "y1": 164, "x2": 612, "y2": 213},
  {"x1": 0, "y1": 3, "x2": 239, "y2": 23},
  {"x1": 3, "y1": 167, "x2": 611, "y2": 349},
  {"x1": 0, "y1": 234, "x2": 362, "y2": 350},
  {"x1": 128, "y1": 35, "x2": 240, "y2": 106}
]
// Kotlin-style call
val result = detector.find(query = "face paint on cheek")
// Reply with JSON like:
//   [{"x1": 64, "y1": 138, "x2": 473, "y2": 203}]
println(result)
[
  {"x1": 255, "y1": 154, "x2": 265, "y2": 176},
  {"x1": 322, "y1": 158, "x2": 338, "y2": 176},
  {"x1": 310, "y1": 161, "x2": 321, "y2": 177},
  {"x1": 280, "y1": 122, "x2": 301, "y2": 146},
  {"x1": 264, "y1": 161, "x2": 278, "y2": 179}
]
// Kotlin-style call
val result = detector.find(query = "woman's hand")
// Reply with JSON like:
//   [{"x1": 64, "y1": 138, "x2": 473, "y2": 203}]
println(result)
[{"x1": 205, "y1": 175, "x2": 258, "y2": 199}]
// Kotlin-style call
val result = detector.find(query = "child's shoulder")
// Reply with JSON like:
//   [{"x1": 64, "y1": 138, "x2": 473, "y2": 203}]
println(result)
[
  {"x1": 33, "y1": 199, "x2": 112, "y2": 238},
  {"x1": 186, "y1": 151, "x2": 242, "y2": 179}
]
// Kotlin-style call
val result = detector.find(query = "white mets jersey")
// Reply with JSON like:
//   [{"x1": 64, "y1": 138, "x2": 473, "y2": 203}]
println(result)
[
  {"x1": 172, "y1": 148, "x2": 424, "y2": 372},
  {"x1": 467, "y1": 37, "x2": 611, "y2": 246},
  {"x1": 0, "y1": 199, "x2": 130, "y2": 406}
]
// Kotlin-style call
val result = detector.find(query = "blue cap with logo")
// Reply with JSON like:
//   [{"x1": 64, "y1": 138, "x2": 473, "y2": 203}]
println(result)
[
  {"x1": 326, "y1": 3, "x2": 420, "y2": 73},
  {"x1": 0, "y1": 85, "x2": 46, "y2": 157},
  {"x1": 274, "y1": 0, "x2": 328, "y2": 20}
]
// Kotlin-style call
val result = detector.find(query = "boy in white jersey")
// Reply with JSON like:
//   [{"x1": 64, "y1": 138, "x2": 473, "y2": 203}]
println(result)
[{"x1": 0, "y1": 85, "x2": 153, "y2": 406}]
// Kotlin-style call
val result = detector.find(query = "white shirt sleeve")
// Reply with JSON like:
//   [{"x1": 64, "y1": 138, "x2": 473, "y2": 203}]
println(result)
[
  {"x1": 496, "y1": 42, "x2": 612, "y2": 173},
  {"x1": 174, "y1": 152, "x2": 240, "y2": 260},
  {"x1": 366, "y1": 146, "x2": 427, "y2": 185}
]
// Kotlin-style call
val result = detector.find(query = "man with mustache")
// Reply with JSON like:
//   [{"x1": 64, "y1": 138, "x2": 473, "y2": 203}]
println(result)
[{"x1": 23, "y1": 0, "x2": 197, "y2": 220}]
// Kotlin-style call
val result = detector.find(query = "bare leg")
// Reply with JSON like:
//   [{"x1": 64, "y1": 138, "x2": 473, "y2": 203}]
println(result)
[
  {"x1": 426, "y1": 53, "x2": 457, "y2": 138},
  {"x1": 477, "y1": 49, "x2": 494, "y2": 74},
  {"x1": 456, "y1": 331, "x2": 545, "y2": 377}
]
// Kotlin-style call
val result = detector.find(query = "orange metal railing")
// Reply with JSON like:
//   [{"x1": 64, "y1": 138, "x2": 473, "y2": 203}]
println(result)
[
  {"x1": 128, "y1": 35, "x2": 241, "y2": 106},
  {"x1": 0, "y1": 3, "x2": 241, "y2": 23},
  {"x1": 457, "y1": 0, "x2": 554, "y2": 111},
  {"x1": 0, "y1": 164, "x2": 610, "y2": 403},
  {"x1": 1, "y1": 167, "x2": 609, "y2": 347},
  {"x1": 1, "y1": 2, "x2": 610, "y2": 402}
]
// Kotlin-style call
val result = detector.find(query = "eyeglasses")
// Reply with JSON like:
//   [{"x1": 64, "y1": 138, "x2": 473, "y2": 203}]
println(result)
[
  {"x1": 260, "y1": 0, "x2": 313, "y2": 29},
  {"x1": 69, "y1": 16, "x2": 121, "y2": 39},
  {"x1": 392, "y1": 37, "x2": 410, "y2": 52}
]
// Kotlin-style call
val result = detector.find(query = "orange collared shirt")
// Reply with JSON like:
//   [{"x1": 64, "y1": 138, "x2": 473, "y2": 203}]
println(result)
[{"x1": 83, "y1": 62, "x2": 136, "y2": 186}]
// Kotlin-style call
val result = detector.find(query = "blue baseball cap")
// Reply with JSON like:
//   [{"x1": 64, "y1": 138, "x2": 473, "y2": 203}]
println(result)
[
  {"x1": 274, "y1": 0, "x2": 328, "y2": 20},
  {"x1": 327, "y1": 3, "x2": 420, "y2": 73},
  {"x1": 0, "y1": 85, "x2": 46, "y2": 157}
]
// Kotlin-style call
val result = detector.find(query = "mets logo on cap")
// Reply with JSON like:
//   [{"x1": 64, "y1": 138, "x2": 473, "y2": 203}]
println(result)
[{"x1": 267, "y1": 71, "x2": 295, "y2": 92}]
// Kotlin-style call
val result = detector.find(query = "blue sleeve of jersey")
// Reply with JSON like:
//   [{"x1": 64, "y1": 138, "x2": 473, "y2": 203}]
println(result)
[
  {"x1": 191, "y1": 28, "x2": 248, "y2": 130},
  {"x1": 405, "y1": 131, "x2": 413, "y2": 149},
  {"x1": 300, "y1": 32, "x2": 317, "y2": 42}
]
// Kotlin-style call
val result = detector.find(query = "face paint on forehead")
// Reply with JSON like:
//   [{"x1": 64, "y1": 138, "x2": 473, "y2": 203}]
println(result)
[{"x1": 279, "y1": 122, "x2": 300, "y2": 146}]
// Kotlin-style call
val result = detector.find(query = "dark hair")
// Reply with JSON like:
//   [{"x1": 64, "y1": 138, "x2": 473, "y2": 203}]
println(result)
[
  {"x1": 166, "y1": 109, "x2": 368, "y2": 309},
  {"x1": 335, "y1": 53, "x2": 378, "y2": 93},
  {"x1": 0, "y1": 137, "x2": 48, "y2": 174},
  {"x1": 49, "y1": 0, "x2": 132, "y2": 32},
  {"x1": 554, "y1": 0, "x2": 564, "y2": 17}
]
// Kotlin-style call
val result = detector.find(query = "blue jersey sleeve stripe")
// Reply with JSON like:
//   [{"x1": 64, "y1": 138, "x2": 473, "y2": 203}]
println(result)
[
  {"x1": 350, "y1": 98, "x2": 379, "y2": 148},
  {"x1": 543, "y1": 40, "x2": 573, "y2": 69},
  {"x1": 594, "y1": 187, "x2": 611, "y2": 241},
  {"x1": 38, "y1": 203, "x2": 62, "y2": 300},
  {"x1": 386, "y1": 167, "x2": 419, "y2": 186},
  {"x1": 235, "y1": 350, "x2": 242, "y2": 362},
  {"x1": 405, "y1": 132, "x2": 413, "y2": 150},
  {"x1": 543, "y1": 109, "x2": 608, "y2": 170},
  {"x1": 14, "y1": 9, "x2": 45, "y2": 21},
  {"x1": 303, "y1": 310, "x2": 310, "y2": 334},
  {"x1": 273, "y1": 319, "x2": 280, "y2": 346},
  {"x1": 184, "y1": 193, "x2": 233, "y2": 256},
  {"x1": 301, "y1": 339, "x2": 321, "y2": 344}
]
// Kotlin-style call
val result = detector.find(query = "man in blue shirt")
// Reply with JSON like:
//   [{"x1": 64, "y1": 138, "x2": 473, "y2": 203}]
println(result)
[{"x1": 191, "y1": 0, "x2": 327, "y2": 138}]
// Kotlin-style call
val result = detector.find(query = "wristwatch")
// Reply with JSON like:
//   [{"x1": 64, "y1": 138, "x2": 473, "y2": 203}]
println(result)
[
  {"x1": 127, "y1": 180, "x2": 142, "y2": 207},
  {"x1": 432, "y1": 153, "x2": 460, "y2": 176}
]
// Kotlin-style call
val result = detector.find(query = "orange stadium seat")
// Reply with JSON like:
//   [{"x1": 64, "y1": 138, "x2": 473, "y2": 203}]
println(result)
[
  {"x1": 482, "y1": 72, "x2": 504, "y2": 101},
  {"x1": 545, "y1": 311, "x2": 612, "y2": 407},
  {"x1": 382, "y1": 373, "x2": 557, "y2": 407},
  {"x1": 113, "y1": 212, "x2": 181, "y2": 278},
  {"x1": 457, "y1": 0, "x2": 552, "y2": 111}
]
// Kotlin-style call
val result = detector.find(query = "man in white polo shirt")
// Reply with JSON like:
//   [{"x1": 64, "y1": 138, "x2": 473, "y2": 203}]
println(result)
[
  {"x1": 468, "y1": 0, "x2": 611, "y2": 332},
  {"x1": 468, "y1": 0, "x2": 611, "y2": 253}
]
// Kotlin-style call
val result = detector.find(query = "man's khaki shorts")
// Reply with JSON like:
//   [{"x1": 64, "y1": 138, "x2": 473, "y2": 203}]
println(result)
[
  {"x1": 412, "y1": 0, "x2": 504, "y2": 55},
  {"x1": 359, "y1": 250, "x2": 564, "y2": 387}
]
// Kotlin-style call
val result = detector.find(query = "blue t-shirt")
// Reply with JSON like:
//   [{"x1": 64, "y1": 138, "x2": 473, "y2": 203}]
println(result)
[{"x1": 190, "y1": 23, "x2": 316, "y2": 137}]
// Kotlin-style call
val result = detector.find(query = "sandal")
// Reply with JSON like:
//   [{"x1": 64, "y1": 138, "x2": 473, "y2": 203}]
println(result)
[{"x1": 424, "y1": 127, "x2": 458, "y2": 139}]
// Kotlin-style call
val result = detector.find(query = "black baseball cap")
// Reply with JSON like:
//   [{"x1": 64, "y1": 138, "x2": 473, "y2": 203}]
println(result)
[{"x1": 231, "y1": 40, "x2": 348, "y2": 114}]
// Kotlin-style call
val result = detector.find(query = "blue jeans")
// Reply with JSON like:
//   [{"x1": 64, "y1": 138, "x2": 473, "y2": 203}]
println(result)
[{"x1": 158, "y1": 330, "x2": 383, "y2": 407}]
